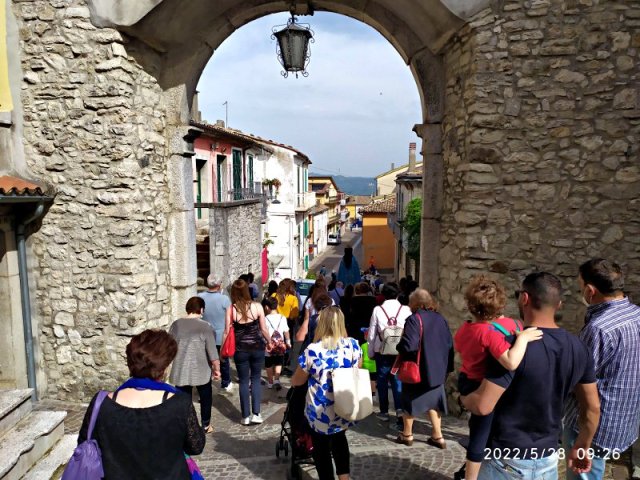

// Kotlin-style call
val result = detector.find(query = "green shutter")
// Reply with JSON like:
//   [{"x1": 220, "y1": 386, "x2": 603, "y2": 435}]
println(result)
[
  {"x1": 216, "y1": 159, "x2": 222, "y2": 202},
  {"x1": 196, "y1": 167, "x2": 202, "y2": 219},
  {"x1": 232, "y1": 150, "x2": 242, "y2": 200},
  {"x1": 248, "y1": 155, "x2": 254, "y2": 190}
]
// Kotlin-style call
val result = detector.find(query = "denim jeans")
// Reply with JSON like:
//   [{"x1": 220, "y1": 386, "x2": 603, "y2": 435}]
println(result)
[
  {"x1": 375, "y1": 354, "x2": 402, "y2": 414},
  {"x1": 562, "y1": 428, "x2": 606, "y2": 480},
  {"x1": 234, "y1": 349, "x2": 265, "y2": 418},
  {"x1": 177, "y1": 380, "x2": 212, "y2": 428},
  {"x1": 216, "y1": 345, "x2": 231, "y2": 388},
  {"x1": 479, "y1": 453, "x2": 559, "y2": 480}
]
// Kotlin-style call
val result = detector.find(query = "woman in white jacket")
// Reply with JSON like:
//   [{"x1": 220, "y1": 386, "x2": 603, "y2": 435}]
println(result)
[{"x1": 367, "y1": 282, "x2": 412, "y2": 422}]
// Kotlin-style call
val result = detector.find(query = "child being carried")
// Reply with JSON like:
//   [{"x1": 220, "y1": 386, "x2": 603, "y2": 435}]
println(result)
[{"x1": 453, "y1": 276, "x2": 543, "y2": 480}]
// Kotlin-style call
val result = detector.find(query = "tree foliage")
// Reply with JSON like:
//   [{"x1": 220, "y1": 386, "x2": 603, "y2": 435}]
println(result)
[{"x1": 404, "y1": 198, "x2": 422, "y2": 261}]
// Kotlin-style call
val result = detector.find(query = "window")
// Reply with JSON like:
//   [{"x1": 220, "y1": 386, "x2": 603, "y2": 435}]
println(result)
[{"x1": 248, "y1": 154, "x2": 254, "y2": 191}]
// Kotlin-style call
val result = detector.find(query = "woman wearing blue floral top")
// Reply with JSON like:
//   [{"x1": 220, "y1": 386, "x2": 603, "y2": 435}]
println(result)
[{"x1": 292, "y1": 306, "x2": 362, "y2": 480}]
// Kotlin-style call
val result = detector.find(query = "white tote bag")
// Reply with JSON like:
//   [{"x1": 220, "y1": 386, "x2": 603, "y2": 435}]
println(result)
[{"x1": 332, "y1": 343, "x2": 373, "y2": 422}]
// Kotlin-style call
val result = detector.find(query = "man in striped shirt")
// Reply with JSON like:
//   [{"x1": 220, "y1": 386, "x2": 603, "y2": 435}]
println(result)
[{"x1": 564, "y1": 258, "x2": 640, "y2": 480}]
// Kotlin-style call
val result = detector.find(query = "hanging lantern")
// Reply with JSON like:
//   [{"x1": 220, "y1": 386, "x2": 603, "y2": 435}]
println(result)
[{"x1": 272, "y1": 15, "x2": 314, "y2": 78}]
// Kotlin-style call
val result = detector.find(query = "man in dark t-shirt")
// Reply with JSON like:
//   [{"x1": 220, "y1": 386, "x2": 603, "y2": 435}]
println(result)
[{"x1": 462, "y1": 272, "x2": 600, "y2": 480}]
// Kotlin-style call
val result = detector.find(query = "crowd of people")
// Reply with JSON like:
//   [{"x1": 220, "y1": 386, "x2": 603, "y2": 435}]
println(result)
[{"x1": 74, "y1": 254, "x2": 640, "y2": 480}]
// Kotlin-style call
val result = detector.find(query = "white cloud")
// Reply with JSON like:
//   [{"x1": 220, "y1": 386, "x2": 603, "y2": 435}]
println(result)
[{"x1": 197, "y1": 12, "x2": 422, "y2": 176}]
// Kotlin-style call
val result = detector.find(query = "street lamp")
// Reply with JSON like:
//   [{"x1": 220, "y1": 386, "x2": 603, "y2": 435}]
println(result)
[{"x1": 272, "y1": 14, "x2": 314, "y2": 78}]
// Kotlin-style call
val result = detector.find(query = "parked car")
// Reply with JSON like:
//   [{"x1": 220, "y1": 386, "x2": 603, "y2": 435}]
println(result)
[
  {"x1": 296, "y1": 279, "x2": 316, "y2": 308},
  {"x1": 327, "y1": 233, "x2": 341, "y2": 245}
]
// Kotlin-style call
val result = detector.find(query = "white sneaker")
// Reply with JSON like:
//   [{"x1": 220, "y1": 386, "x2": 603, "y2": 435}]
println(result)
[
  {"x1": 240, "y1": 417, "x2": 250, "y2": 425},
  {"x1": 250, "y1": 414, "x2": 263, "y2": 424},
  {"x1": 220, "y1": 382, "x2": 234, "y2": 395},
  {"x1": 267, "y1": 382, "x2": 274, "y2": 389}
]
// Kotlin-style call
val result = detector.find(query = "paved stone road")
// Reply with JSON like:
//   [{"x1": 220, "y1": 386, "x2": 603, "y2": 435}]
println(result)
[
  {"x1": 40, "y1": 374, "x2": 630, "y2": 479},
  {"x1": 308, "y1": 229, "x2": 363, "y2": 277}
]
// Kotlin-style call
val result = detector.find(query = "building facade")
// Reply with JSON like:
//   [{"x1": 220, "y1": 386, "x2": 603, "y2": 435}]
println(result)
[
  {"x1": 361, "y1": 196, "x2": 397, "y2": 274},
  {"x1": 389, "y1": 143, "x2": 422, "y2": 280},
  {"x1": 375, "y1": 161, "x2": 424, "y2": 197},
  {"x1": 345, "y1": 195, "x2": 370, "y2": 228},
  {"x1": 189, "y1": 120, "x2": 268, "y2": 289},
  {"x1": 190, "y1": 119, "x2": 314, "y2": 284},
  {"x1": 390, "y1": 168, "x2": 422, "y2": 281},
  {"x1": 256, "y1": 143, "x2": 313, "y2": 281},
  {"x1": 307, "y1": 204, "x2": 329, "y2": 263},
  {"x1": 308, "y1": 176, "x2": 347, "y2": 237}
]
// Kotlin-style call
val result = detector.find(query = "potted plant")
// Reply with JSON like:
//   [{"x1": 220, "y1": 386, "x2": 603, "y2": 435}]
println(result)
[
  {"x1": 263, "y1": 232, "x2": 275, "y2": 249},
  {"x1": 262, "y1": 178, "x2": 282, "y2": 200}
]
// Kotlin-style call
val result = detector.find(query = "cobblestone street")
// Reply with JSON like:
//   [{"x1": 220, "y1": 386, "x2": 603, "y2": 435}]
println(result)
[{"x1": 39, "y1": 374, "x2": 630, "y2": 480}]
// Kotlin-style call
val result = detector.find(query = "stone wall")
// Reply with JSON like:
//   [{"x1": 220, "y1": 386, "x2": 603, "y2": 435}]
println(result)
[
  {"x1": 209, "y1": 201, "x2": 262, "y2": 292},
  {"x1": 14, "y1": 0, "x2": 180, "y2": 399},
  {"x1": 439, "y1": 1, "x2": 640, "y2": 331}
]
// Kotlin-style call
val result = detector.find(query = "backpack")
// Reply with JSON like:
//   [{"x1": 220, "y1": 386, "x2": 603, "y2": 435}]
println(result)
[
  {"x1": 490, "y1": 318, "x2": 522, "y2": 337},
  {"x1": 266, "y1": 315, "x2": 287, "y2": 355},
  {"x1": 378, "y1": 305, "x2": 404, "y2": 355}
]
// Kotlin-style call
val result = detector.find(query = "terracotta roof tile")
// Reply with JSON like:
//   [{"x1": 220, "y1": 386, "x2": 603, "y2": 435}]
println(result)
[
  {"x1": 190, "y1": 120, "x2": 312, "y2": 163},
  {"x1": 361, "y1": 196, "x2": 396, "y2": 214},
  {"x1": 0, "y1": 176, "x2": 48, "y2": 196},
  {"x1": 309, "y1": 204, "x2": 329, "y2": 215},
  {"x1": 347, "y1": 195, "x2": 373, "y2": 205}
]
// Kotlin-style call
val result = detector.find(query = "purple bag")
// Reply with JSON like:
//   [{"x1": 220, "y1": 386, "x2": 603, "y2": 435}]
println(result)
[
  {"x1": 185, "y1": 454, "x2": 204, "y2": 480},
  {"x1": 61, "y1": 391, "x2": 108, "y2": 480}
]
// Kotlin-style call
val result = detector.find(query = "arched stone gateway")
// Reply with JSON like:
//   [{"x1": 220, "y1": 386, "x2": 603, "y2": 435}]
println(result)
[{"x1": 4, "y1": 0, "x2": 638, "y2": 400}]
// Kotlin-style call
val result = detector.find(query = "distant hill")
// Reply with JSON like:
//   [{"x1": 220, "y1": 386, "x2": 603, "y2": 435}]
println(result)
[{"x1": 311, "y1": 174, "x2": 376, "y2": 196}]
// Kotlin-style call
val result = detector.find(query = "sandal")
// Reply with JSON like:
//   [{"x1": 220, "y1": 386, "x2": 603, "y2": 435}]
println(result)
[
  {"x1": 395, "y1": 432, "x2": 414, "y2": 446},
  {"x1": 426, "y1": 436, "x2": 447, "y2": 449},
  {"x1": 204, "y1": 424, "x2": 214, "y2": 434}
]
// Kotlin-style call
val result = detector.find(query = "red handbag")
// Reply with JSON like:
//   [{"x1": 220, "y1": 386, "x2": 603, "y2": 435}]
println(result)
[
  {"x1": 220, "y1": 310, "x2": 236, "y2": 358},
  {"x1": 220, "y1": 326, "x2": 236, "y2": 357},
  {"x1": 392, "y1": 315, "x2": 423, "y2": 384}
]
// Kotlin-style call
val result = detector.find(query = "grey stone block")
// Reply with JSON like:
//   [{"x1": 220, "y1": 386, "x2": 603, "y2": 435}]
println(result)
[
  {"x1": 0, "y1": 411, "x2": 66, "y2": 480},
  {"x1": 167, "y1": 211, "x2": 197, "y2": 288}
]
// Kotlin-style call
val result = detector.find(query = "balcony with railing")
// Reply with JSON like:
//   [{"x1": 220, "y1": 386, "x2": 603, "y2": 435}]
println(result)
[
  {"x1": 295, "y1": 191, "x2": 316, "y2": 212},
  {"x1": 195, "y1": 182, "x2": 264, "y2": 210},
  {"x1": 218, "y1": 187, "x2": 264, "y2": 203}
]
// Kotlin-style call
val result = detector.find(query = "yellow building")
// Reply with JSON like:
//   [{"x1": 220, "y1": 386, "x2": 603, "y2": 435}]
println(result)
[
  {"x1": 361, "y1": 196, "x2": 396, "y2": 273},
  {"x1": 308, "y1": 176, "x2": 346, "y2": 236},
  {"x1": 345, "y1": 195, "x2": 371, "y2": 227},
  {"x1": 375, "y1": 162, "x2": 424, "y2": 197}
]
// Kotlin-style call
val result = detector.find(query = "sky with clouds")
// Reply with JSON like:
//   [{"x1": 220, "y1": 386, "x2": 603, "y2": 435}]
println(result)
[{"x1": 197, "y1": 12, "x2": 422, "y2": 178}]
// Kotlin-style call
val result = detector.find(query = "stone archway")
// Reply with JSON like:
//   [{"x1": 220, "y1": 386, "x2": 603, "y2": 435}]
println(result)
[
  {"x1": 9, "y1": 0, "x2": 640, "y2": 400},
  {"x1": 83, "y1": 0, "x2": 491, "y2": 310}
]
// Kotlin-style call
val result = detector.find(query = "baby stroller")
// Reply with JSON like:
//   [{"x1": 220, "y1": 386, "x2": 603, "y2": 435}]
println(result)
[{"x1": 275, "y1": 384, "x2": 314, "y2": 479}]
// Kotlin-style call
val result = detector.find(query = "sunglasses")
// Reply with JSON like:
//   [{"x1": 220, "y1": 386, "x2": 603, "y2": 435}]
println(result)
[{"x1": 514, "y1": 289, "x2": 526, "y2": 300}]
